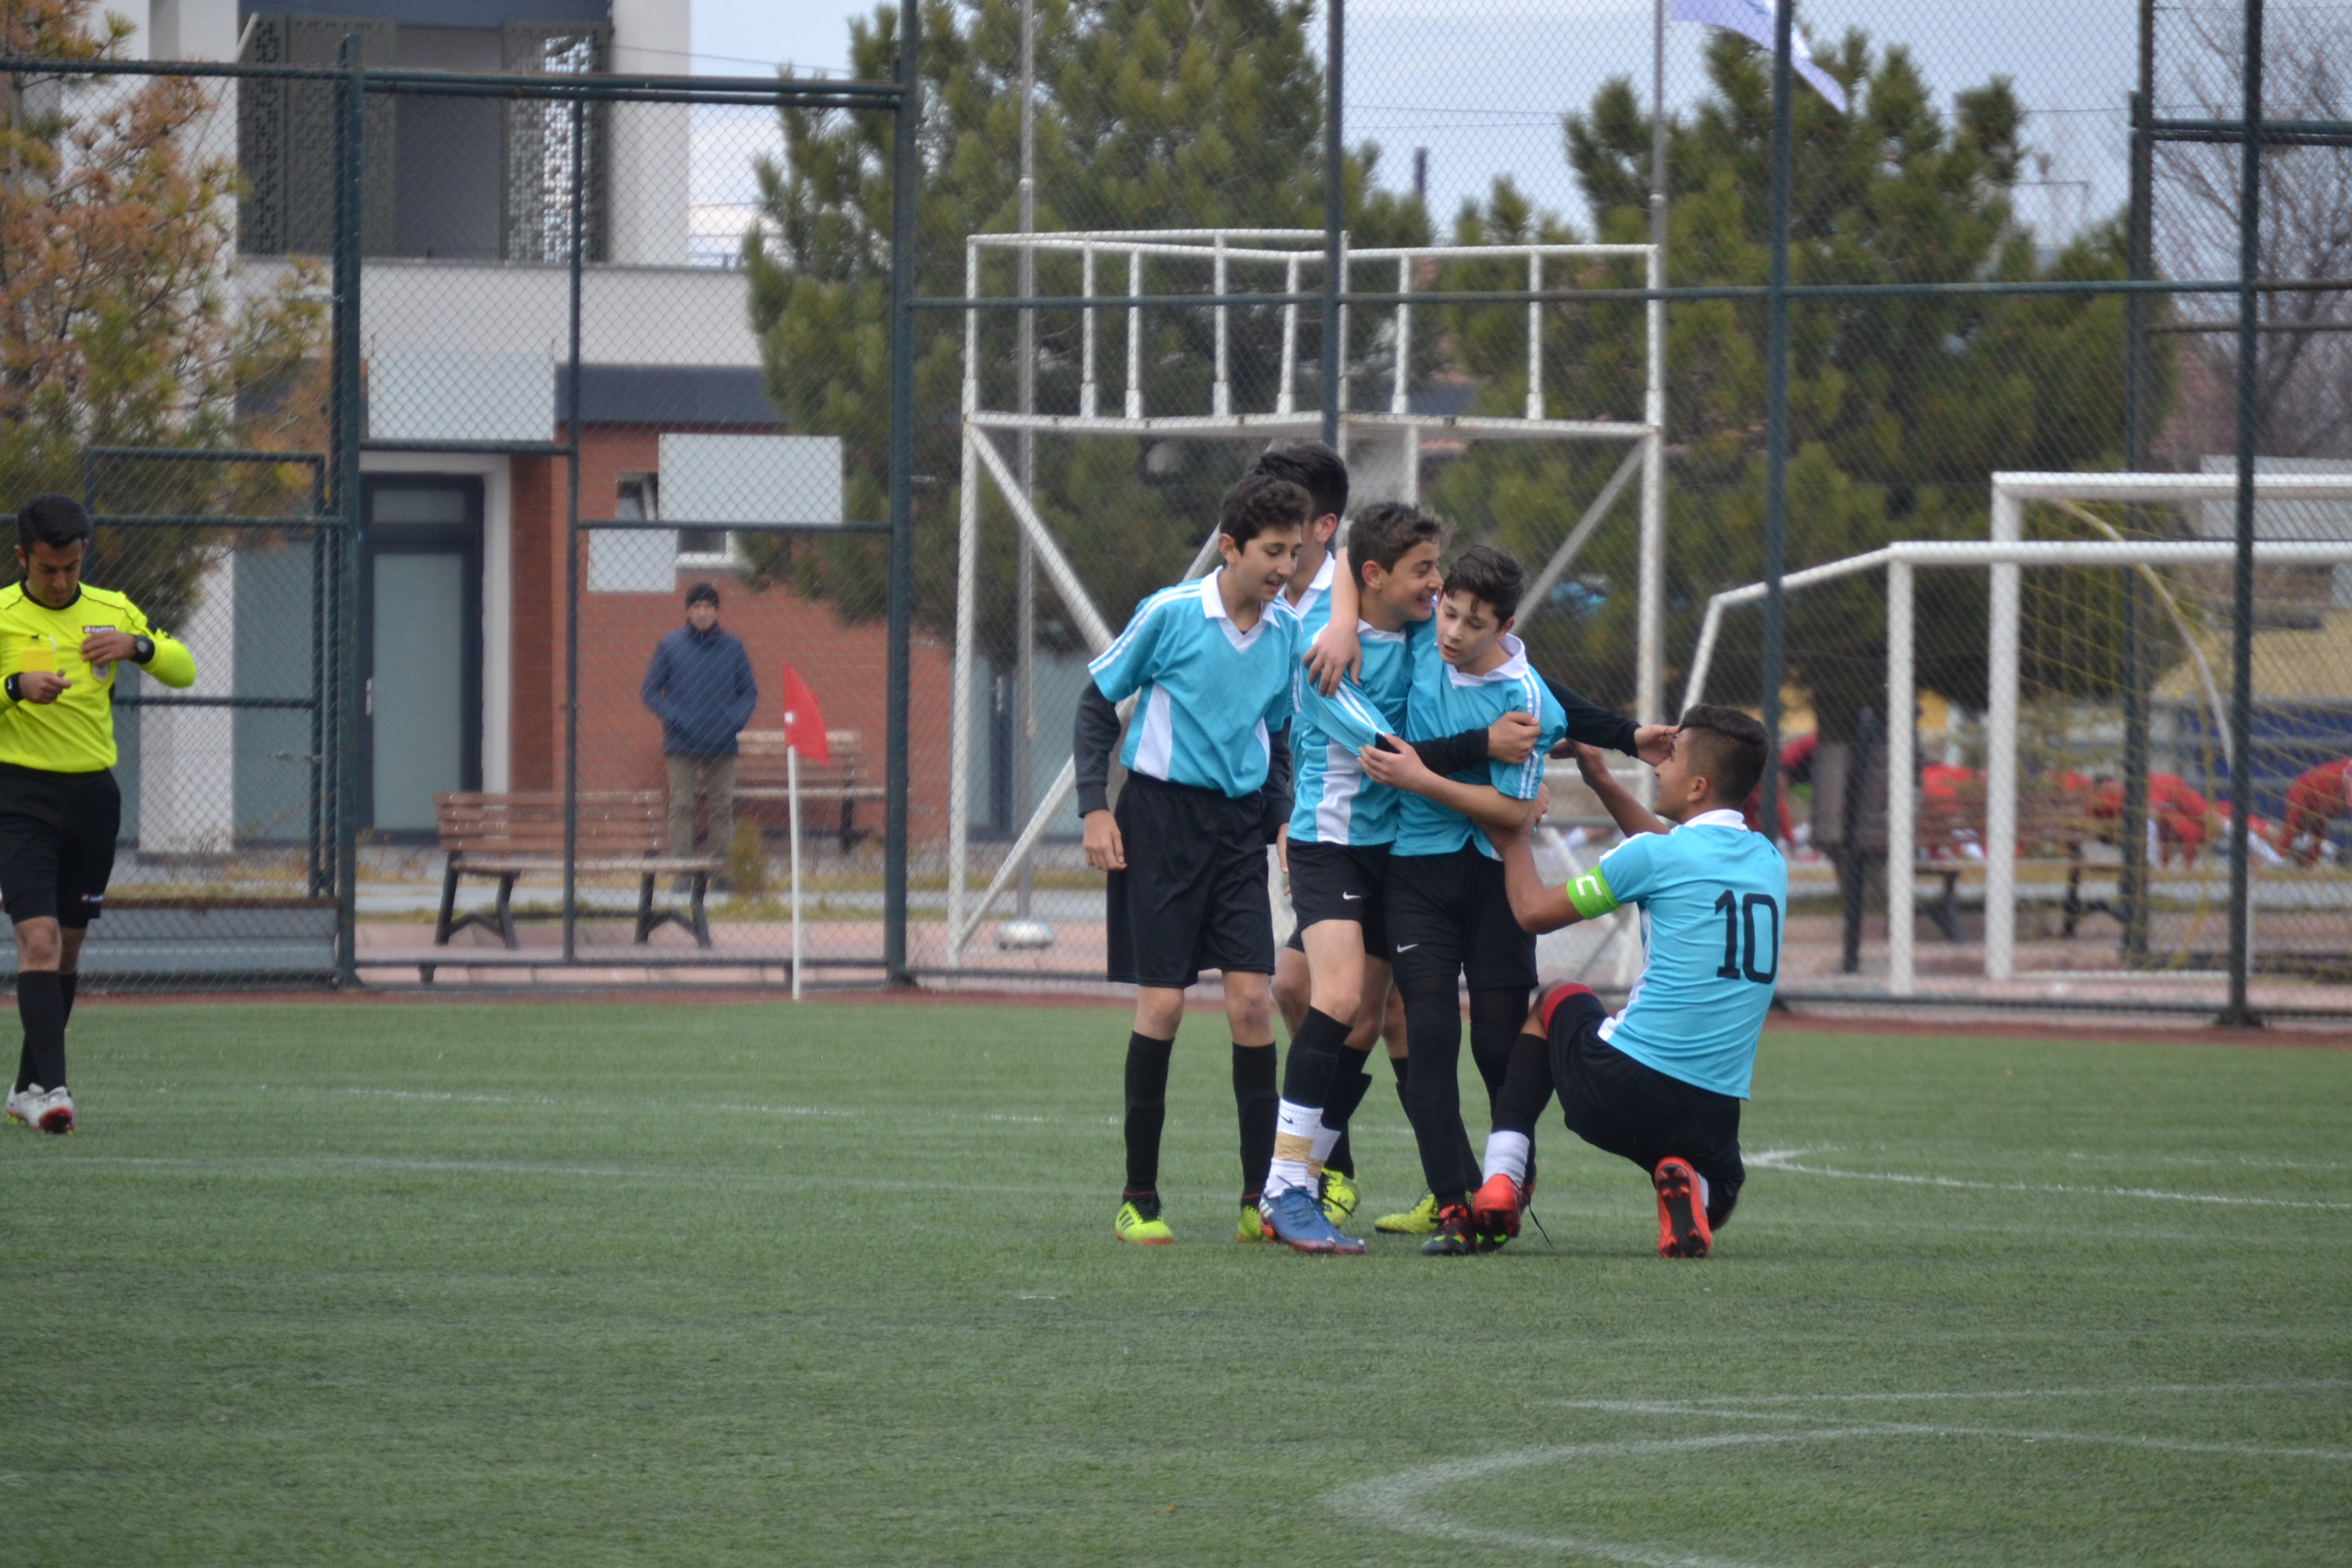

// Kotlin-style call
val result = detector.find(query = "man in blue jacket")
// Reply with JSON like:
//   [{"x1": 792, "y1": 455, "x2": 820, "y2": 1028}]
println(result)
[{"x1": 640, "y1": 582, "x2": 758, "y2": 872}]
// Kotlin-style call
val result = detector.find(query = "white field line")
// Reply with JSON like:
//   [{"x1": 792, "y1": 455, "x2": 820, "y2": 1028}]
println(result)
[
  {"x1": 1333, "y1": 1381, "x2": 2352, "y2": 1565},
  {"x1": 1548, "y1": 1377, "x2": 2352, "y2": 1410},
  {"x1": 7, "y1": 1154, "x2": 1068, "y2": 1196},
  {"x1": 1748, "y1": 1147, "x2": 2352, "y2": 1211}
]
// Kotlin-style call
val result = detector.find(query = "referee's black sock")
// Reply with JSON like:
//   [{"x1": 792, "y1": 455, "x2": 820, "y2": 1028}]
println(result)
[
  {"x1": 23, "y1": 975, "x2": 78, "y2": 1093},
  {"x1": 1122, "y1": 1033, "x2": 1175, "y2": 1197},
  {"x1": 59, "y1": 971, "x2": 76, "y2": 1027},
  {"x1": 18, "y1": 972, "x2": 65, "y2": 1092},
  {"x1": 1232, "y1": 1042, "x2": 1277, "y2": 1205}
]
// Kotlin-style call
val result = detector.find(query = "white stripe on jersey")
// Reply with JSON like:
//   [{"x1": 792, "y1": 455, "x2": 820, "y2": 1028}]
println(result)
[
  {"x1": 1085, "y1": 583, "x2": 1188, "y2": 679},
  {"x1": 1133, "y1": 685, "x2": 1176, "y2": 779},
  {"x1": 1316, "y1": 740, "x2": 1362, "y2": 841}
]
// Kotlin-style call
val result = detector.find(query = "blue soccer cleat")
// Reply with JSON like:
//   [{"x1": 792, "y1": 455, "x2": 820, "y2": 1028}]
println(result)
[{"x1": 1260, "y1": 1186, "x2": 1367, "y2": 1255}]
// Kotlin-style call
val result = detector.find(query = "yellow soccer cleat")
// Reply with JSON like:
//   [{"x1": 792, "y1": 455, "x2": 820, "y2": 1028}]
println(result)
[
  {"x1": 1115, "y1": 1198, "x2": 1174, "y2": 1245},
  {"x1": 1236, "y1": 1202, "x2": 1274, "y2": 1243},
  {"x1": 1375, "y1": 1191, "x2": 1443, "y2": 1236},
  {"x1": 1319, "y1": 1169, "x2": 1362, "y2": 1227}
]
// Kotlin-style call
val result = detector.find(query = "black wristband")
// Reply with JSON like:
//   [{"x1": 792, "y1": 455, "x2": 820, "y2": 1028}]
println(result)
[
  {"x1": 3, "y1": 674, "x2": 18, "y2": 702},
  {"x1": 131, "y1": 634, "x2": 155, "y2": 664}
]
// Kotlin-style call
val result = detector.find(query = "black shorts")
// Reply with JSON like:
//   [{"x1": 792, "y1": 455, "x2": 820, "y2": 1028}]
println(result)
[
  {"x1": 0, "y1": 764, "x2": 122, "y2": 929},
  {"x1": 1284, "y1": 840, "x2": 1390, "y2": 958},
  {"x1": 1106, "y1": 772, "x2": 1276, "y2": 988},
  {"x1": 1384, "y1": 844, "x2": 1536, "y2": 992},
  {"x1": 1543, "y1": 984, "x2": 1744, "y2": 1225}
]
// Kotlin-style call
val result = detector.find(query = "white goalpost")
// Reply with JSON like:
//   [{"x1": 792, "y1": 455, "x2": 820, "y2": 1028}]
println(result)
[
  {"x1": 940, "y1": 227, "x2": 1669, "y2": 966},
  {"x1": 1680, "y1": 471, "x2": 2352, "y2": 998}
]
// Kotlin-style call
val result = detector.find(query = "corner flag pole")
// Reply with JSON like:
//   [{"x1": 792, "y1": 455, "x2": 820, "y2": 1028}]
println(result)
[{"x1": 789, "y1": 741, "x2": 804, "y2": 1002}]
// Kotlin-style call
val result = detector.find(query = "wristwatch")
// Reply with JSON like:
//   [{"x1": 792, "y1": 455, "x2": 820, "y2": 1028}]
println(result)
[{"x1": 131, "y1": 634, "x2": 155, "y2": 664}]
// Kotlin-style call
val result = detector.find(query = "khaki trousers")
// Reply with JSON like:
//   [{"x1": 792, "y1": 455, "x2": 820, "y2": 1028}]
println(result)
[{"x1": 666, "y1": 752, "x2": 737, "y2": 860}]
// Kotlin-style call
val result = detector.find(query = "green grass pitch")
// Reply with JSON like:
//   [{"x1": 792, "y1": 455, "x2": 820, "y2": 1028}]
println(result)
[{"x1": 1, "y1": 999, "x2": 2347, "y2": 1566}]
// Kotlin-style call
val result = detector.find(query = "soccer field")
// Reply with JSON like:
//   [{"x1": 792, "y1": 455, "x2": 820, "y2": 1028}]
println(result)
[{"x1": 1, "y1": 1000, "x2": 2346, "y2": 1567}]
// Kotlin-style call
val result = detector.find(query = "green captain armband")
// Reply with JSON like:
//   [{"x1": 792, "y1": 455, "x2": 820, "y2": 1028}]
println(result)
[{"x1": 1564, "y1": 868, "x2": 1620, "y2": 920}]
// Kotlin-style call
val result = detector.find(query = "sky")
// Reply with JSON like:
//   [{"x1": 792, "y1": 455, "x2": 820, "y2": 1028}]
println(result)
[{"x1": 691, "y1": 1, "x2": 2142, "y2": 246}]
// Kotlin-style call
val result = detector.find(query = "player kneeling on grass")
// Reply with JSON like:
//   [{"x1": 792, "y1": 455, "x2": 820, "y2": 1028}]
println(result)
[
  {"x1": 1473, "y1": 708, "x2": 1784, "y2": 1259},
  {"x1": 1079, "y1": 474, "x2": 1305, "y2": 1246},
  {"x1": 2, "y1": 495, "x2": 198, "y2": 1135}
]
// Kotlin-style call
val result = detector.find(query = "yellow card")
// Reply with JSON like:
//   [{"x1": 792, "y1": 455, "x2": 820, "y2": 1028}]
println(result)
[{"x1": 15, "y1": 636, "x2": 54, "y2": 676}]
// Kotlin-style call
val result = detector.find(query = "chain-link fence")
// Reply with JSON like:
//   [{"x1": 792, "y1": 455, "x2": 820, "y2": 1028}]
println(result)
[
  {"x1": 0, "y1": 30, "x2": 916, "y2": 990},
  {"x1": 3, "y1": 1, "x2": 2345, "y2": 1013},
  {"x1": 910, "y1": 0, "x2": 2351, "y2": 1021}
]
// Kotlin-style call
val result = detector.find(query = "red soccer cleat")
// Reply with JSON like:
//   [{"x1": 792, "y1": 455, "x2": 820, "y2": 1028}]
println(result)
[
  {"x1": 1470, "y1": 1172, "x2": 1524, "y2": 1243},
  {"x1": 1652, "y1": 1156, "x2": 1712, "y2": 1258}
]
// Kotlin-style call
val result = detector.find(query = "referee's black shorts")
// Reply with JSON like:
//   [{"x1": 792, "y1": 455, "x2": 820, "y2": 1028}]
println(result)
[
  {"x1": 1283, "y1": 839, "x2": 1390, "y2": 958},
  {"x1": 1384, "y1": 843, "x2": 1535, "y2": 992},
  {"x1": 1541, "y1": 983, "x2": 1744, "y2": 1227},
  {"x1": 1106, "y1": 772, "x2": 1276, "y2": 989},
  {"x1": 0, "y1": 762, "x2": 122, "y2": 929}
]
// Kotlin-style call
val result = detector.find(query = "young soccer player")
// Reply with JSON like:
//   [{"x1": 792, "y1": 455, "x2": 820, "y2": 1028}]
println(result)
[
  {"x1": 1308, "y1": 557, "x2": 1677, "y2": 1240},
  {"x1": 1471, "y1": 707, "x2": 1786, "y2": 1258},
  {"x1": 1341, "y1": 546, "x2": 1567, "y2": 1254},
  {"x1": 1, "y1": 495, "x2": 198, "y2": 1134},
  {"x1": 1256, "y1": 502, "x2": 1444, "y2": 1252},
  {"x1": 1077, "y1": 474, "x2": 1305, "y2": 1245}
]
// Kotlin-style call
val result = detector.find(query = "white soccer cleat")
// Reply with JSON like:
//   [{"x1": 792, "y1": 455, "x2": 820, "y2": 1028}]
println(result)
[{"x1": 5, "y1": 1083, "x2": 74, "y2": 1134}]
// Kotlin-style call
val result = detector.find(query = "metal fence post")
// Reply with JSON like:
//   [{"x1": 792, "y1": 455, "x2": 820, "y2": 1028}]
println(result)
[
  {"x1": 331, "y1": 35, "x2": 368, "y2": 987},
  {"x1": 561, "y1": 96, "x2": 587, "y2": 966},
  {"x1": 2221, "y1": 0, "x2": 2265, "y2": 1027},
  {"x1": 883, "y1": 0, "x2": 921, "y2": 984},
  {"x1": 1757, "y1": 0, "x2": 1795, "y2": 843},
  {"x1": 1321, "y1": 0, "x2": 1344, "y2": 448}
]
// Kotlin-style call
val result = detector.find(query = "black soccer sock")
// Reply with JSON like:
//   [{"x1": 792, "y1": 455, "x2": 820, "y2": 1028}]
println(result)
[
  {"x1": 1232, "y1": 1042, "x2": 1277, "y2": 1204},
  {"x1": 14, "y1": 1038, "x2": 32, "y2": 1095},
  {"x1": 59, "y1": 970, "x2": 77, "y2": 1027},
  {"x1": 1320, "y1": 1046, "x2": 1375, "y2": 1178},
  {"x1": 17, "y1": 972, "x2": 65, "y2": 1092},
  {"x1": 1122, "y1": 1033, "x2": 1175, "y2": 1196},
  {"x1": 1492, "y1": 1028, "x2": 1558, "y2": 1136},
  {"x1": 1469, "y1": 988, "x2": 1531, "y2": 1117},
  {"x1": 1280, "y1": 1007, "x2": 1350, "y2": 1110},
  {"x1": 1397, "y1": 977, "x2": 1473, "y2": 1207}
]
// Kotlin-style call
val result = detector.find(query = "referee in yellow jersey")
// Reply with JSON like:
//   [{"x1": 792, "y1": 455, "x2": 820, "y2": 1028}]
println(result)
[{"x1": 1, "y1": 495, "x2": 195, "y2": 1134}]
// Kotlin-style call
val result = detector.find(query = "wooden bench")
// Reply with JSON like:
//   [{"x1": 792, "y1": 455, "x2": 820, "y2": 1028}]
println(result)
[
  {"x1": 425, "y1": 791, "x2": 723, "y2": 981},
  {"x1": 732, "y1": 728, "x2": 883, "y2": 851},
  {"x1": 1914, "y1": 781, "x2": 2111, "y2": 941}
]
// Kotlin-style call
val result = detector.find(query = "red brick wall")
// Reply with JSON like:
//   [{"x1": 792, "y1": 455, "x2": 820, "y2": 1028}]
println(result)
[{"x1": 506, "y1": 427, "x2": 954, "y2": 843}]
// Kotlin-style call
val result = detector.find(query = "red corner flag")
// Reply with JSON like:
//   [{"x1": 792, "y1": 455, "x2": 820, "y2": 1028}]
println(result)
[{"x1": 780, "y1": 665, "x2": 831, "y2": 768}]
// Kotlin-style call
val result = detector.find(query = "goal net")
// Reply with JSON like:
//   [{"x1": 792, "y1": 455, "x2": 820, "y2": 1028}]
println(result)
[{"x1": 1677, "y1": 472, "x2": 2352, "y2": 1016}]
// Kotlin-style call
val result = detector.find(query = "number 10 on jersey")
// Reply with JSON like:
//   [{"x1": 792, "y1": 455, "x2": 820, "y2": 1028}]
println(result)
[{"x1": 1714, "y1": 890, "x2": 1780, "y2": 983}]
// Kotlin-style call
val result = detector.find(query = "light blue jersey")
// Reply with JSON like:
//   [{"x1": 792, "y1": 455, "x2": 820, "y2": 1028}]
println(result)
[
  {"x1": 1563, "y1": 808, "x2": 1788, "y2": 1098},
  {"x1": 1089, "y1": 571, "x2": 1296, "y2": 800},
  {"x1": 1392, "y1": 633, "x2": 1566, "y2": 859},
  {"x1": 1288, "y1": 615, "x2": 1425, "y2": 845},
  {"x1": 1269, "y1": 551, "x2": 1336, "y2": 644}
]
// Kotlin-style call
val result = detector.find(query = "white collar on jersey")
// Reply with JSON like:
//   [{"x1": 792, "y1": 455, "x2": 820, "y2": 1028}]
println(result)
[
  {"x1": 1356, "y1": 616, "x2": 1405, "y2": 644},
  {"x1": 1446, "y1": 632, "x2": 1533, "y2": 688},
  {"x1": 1198, "y1": 568, "x2": 1275, "y2": 650},
  {"x1": 1292, "y1": 551, "x2": 1335, "y2": 604},
  {"x1": 1675, "y1": 807, "x2": 1749, "y2": 832}
]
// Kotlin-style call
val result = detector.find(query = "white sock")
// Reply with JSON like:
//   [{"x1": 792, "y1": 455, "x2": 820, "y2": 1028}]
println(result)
[
  {"x1": 1482, "y1": 1130, "x2": 1531, "y2": 1187},
  {"x1": 1697, "y1": 1172, "x2": 1710, "y2": 1208},
  {"x1": 1309, "y1": 1120, "x2": 1341, "y2": 1166},
  {"x1": 1267, "y1": 1099, "x2": 1320, "y2": 1198}
]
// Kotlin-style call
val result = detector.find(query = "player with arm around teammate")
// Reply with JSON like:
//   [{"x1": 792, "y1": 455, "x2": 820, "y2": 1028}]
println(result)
[
  {"x1": 1470, "y1": 706, "x2": 1785, "y2": 1258},
  {"x1": 2, "y1": 495, "x2": 198, "y2": 1134}
]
